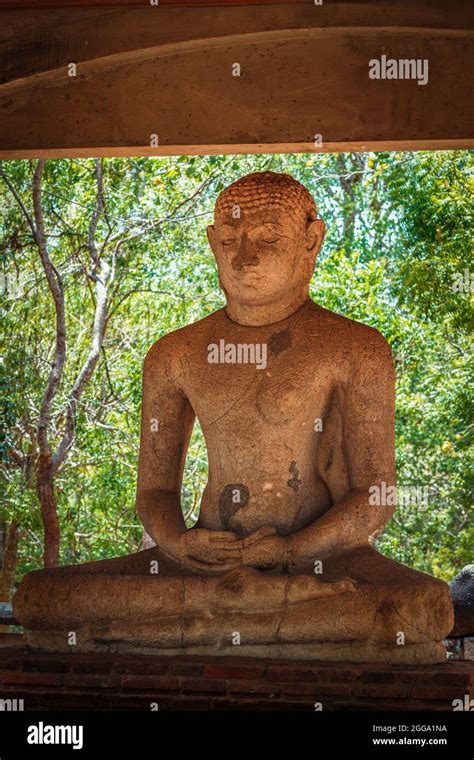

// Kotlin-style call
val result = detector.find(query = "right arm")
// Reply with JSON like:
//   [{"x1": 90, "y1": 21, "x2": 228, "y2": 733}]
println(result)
[{"x1": 136, "y1": 337, "x2": 242, "y2": 572}]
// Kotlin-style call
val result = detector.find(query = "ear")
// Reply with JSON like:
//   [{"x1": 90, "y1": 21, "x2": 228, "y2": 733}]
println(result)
[
  {"x1": 305, "y1": 218, "x2": 325, "y2": 253},
  {"x1": 207, "y1": 224, "x2": 217, "y2": 254}
]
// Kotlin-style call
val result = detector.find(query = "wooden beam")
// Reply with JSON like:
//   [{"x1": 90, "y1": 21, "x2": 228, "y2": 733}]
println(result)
[
  {"x1": 2, "y1": 141, "x2": 471, "y2": 160},
  {"x1": 0, "y1": 0, "x2": 471, "y2": 17},
  {"x1": 0, "y1": 1, "x2": 361, "y2": 6},
  {"x1": 0, "y1": 3, "x2": 472, "y2": 157}
]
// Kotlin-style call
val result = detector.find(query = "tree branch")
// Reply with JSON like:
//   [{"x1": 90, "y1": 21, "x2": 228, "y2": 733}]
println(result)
[
  {"x1": 32, "y1": 160, "x2": 67, "y2": 456},
  {"x1": 53, "y1": 159, "x2": 110, "y2": 471},
  {"x1": 0, "y1": 162, "x2": 36, "y2": 238}
]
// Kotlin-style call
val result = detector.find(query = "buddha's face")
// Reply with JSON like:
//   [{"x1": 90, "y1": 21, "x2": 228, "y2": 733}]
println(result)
[{"x1": 207, "y1": 198, "x2": 325, "y2": 307}]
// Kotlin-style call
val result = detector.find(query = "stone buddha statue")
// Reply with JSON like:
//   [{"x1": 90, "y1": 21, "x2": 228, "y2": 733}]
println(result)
[{"x1": 14, "y1": 171, "x2": 453, "y2": 663}]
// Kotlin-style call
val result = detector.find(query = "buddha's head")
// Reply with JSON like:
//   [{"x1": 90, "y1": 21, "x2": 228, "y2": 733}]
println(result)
[{"x1": 207, "y1": 171, "x2": 325, "y2": 310}]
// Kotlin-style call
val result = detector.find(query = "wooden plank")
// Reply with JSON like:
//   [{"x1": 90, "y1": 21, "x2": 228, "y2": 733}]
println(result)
[
  {"x1": 0, "y1": 1, "x2": 335, "y2": 6},
  {"x1": 0, "y1": 0, "x2": 472, "y2": 20},
  {"x1": 3, "y1": 6, "x2": 471, "y2": 88},
  {"x1": 0, "y1": 4, "x2": 472, "y2": 156},
  {"x1": 2, "y1": 141, "x2": 473, "y2": 160}
]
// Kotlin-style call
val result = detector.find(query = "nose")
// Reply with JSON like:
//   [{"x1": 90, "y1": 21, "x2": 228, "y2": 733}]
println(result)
[{"x1": 231, "y1": 233, "x2": 260, "y2": 271}]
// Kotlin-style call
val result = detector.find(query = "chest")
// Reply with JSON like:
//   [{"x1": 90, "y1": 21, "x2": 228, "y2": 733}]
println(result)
[{"x1": 184, "y1": 336, "x2": 343, "y2": 428}]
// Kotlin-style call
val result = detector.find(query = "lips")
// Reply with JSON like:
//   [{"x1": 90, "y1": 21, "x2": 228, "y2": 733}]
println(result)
[{"x1": 237, "y1": 269, "x2": 263, "y2": 280}]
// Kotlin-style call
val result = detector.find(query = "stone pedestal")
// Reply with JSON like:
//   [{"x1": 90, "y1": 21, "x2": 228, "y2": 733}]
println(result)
[{"x1": 12, "y1": 547, "x2": 454, "y2": 665}]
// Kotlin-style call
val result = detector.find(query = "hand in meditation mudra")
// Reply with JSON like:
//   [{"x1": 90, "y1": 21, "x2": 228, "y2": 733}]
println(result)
[{"x1": 15, "y1": 172, "x2": 453, "y2": 662}]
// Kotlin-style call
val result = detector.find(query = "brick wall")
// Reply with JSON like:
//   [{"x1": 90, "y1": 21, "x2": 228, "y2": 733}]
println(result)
[{"x1": 0, "y1": 647, "x2": 473, "y2": 711}]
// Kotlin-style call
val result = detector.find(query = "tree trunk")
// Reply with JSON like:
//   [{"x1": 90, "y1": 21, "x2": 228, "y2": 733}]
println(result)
[
  {"x1": 0, "y1": 521, "x2": 20, "y2": 601},
  {"x1": 36, "y1": 453, "x2": 60, "y2": 567}
]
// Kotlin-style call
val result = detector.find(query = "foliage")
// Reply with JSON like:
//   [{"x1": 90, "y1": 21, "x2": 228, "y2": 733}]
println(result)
[{"x1": 0, "y1": 150, "x2": 472, "y2": 582}]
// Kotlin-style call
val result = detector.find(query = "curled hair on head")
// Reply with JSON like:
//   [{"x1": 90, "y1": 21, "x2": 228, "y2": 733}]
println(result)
[{"x1": 214, "y1": 171, "x2": 318, "y2": 222}]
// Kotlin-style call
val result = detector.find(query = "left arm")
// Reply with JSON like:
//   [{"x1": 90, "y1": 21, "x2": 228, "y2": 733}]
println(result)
[
  {"x1": 243, "y1": 327, "x2": 397, "y2": 570},
  {"x1": 290, "y1": 328, "x2": 397, "y2": 566}
]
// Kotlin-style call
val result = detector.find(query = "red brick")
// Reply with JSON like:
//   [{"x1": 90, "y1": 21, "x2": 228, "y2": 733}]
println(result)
[
  {"x1": 73, "y1": 659, "x2": 115, "y2": 675},
  {"x1": 112, "y1": 658, "x2": 168, "y2": 676},
  {"x1": 63, "y1": 673, "x2": 120, "y2": 689},
  {"x1": 410, "y1": 685, "x2": 470, "y2": 701},
  {"x1": 0, "y1": 670, "x2": 62, "y2": 687},
  {"x1": 181, "y1": 677, "x2": 226, "y2": 694},
  {"x1": 353, "y1": 683, "x2": 409, "y2": 699},
  {"x1": 361, "y1": 671, "x2": 396, "y2": 684},
  {"x1": 203, "y1": 663, "x2": 264, "y2": 680},
  {"x1": 168, "y1": 662, "x2": 203, "y2": 676},
  {"x1": 2, "y1": 653, "x2": 469, "y2": 713},
  {"x1": 311, "y1": 681, "x2": 357, "y2": 696},
  {"x1": 0, "y1": 658, "x2": 23, "y2": 670},
  {"x1": 281, "y1": 681, "x2": 354, "y2": 697},
  {"x1": 396, "y1": 671, "x2": 437, "y2": 685},
  {"x1": 266, "y1": 666, "x2": 317, "y2": 682},
  {"x1": 121, "y1": 675, "x2": 180, "y2": 692},
  {"x1": 22, "y1": 657, "x2": 70, "y2": 674},
  {"x1": 280, "y1": 682, "x2": 320, "y2": 696},
  {"x1": 393, "y1": 664, "x2": 473, "y2": 686},
  {"x1": 227, "y1": 680, "x2": 279, "y2": 696},
  {"x1": 118, "y1": 661, "x2": 169, "y2": 676},
  {"x1": 316, "y1": 667, "x2": 362, "y2": 683},
  {"x1": 426, "y1": 663, "x2": 469, "y2": 673},
  {"x1": 211, "y1": 698, "x2": 252, "y2": 711},
  {"x1": 433, "y1": 672, "x2": 473, "y2": 687}
]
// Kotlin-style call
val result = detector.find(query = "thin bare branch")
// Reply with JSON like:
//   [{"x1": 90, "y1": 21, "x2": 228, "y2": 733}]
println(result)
[
  {"x1": 87, "y1": 159, "x2": 104, "y2": 266},
  {"x1": 32, "y1": 160, "x2": 67, "y2": 456},
  {"x1": 53, "y1": 160, "x2": 110, "y2": 471}
]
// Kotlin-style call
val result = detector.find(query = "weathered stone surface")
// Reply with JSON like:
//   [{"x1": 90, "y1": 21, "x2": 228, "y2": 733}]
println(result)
[{"x1": 13, "y1": 171, "x2": 454, "y2": 663}]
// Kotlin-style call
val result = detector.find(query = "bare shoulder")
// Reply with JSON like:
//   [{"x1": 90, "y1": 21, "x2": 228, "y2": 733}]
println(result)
[
  {"x1": 143, "y1": 308, "x2": 226, "y2": 371},
  {"x1": 309, "y1": 300, "x2": 393, "y2": 362}
]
